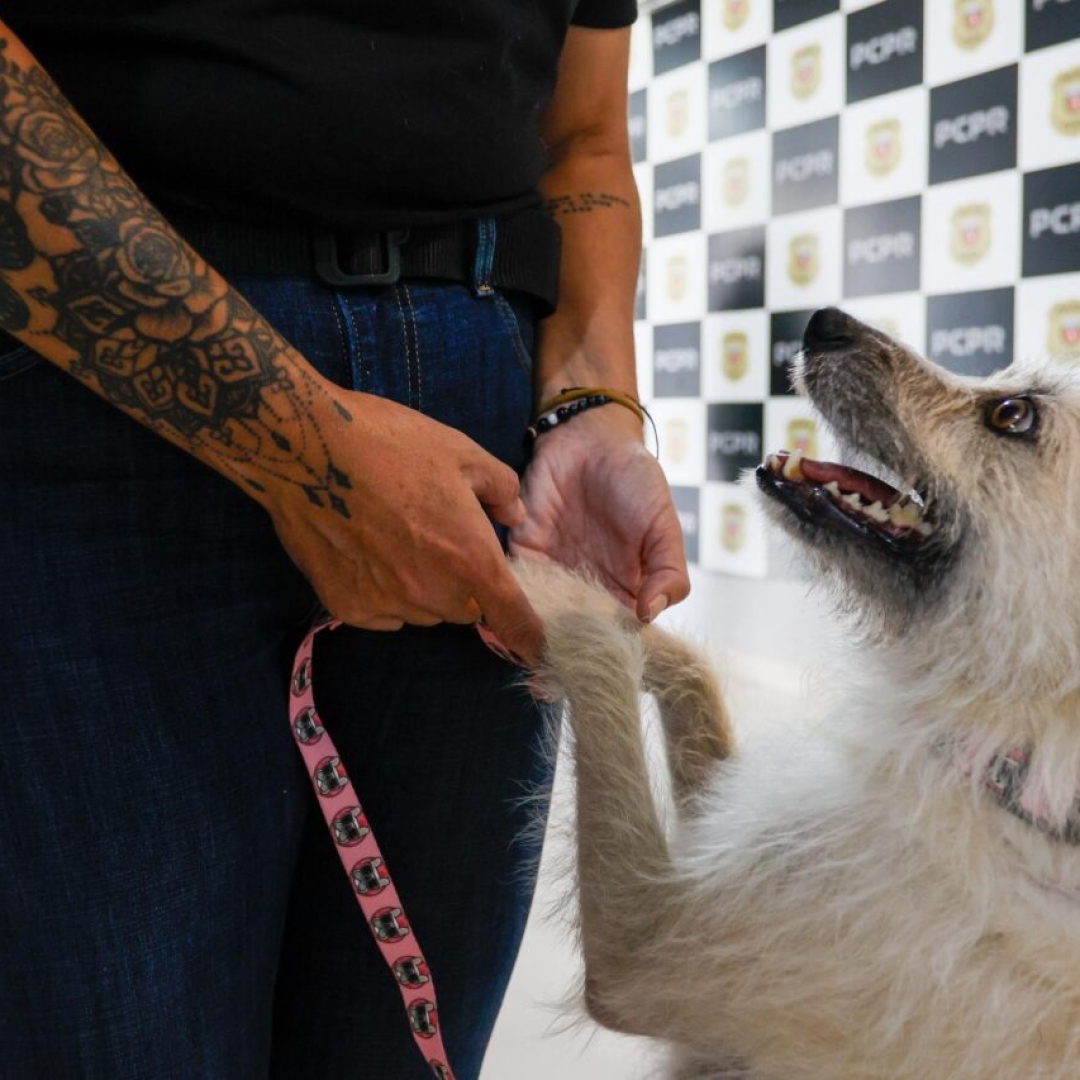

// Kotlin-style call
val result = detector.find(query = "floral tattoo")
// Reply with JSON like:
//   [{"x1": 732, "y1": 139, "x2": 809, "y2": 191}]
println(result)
[{"x1": 0, "y1": 38, "x2": 354, "y2": 515}]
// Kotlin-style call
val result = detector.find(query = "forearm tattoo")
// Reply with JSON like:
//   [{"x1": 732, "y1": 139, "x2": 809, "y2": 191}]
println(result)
[
  {"x1": 543, "y1": 191, "x2": 631, "y2": 217},
  {"x1": 0, "y1": 38, "x2": 354, "y2": 516}
]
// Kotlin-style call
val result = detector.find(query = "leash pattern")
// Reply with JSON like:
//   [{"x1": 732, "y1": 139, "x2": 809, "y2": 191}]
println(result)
[{"x1": 289, "y1": 615, "x2": 455, "y2": 1080}]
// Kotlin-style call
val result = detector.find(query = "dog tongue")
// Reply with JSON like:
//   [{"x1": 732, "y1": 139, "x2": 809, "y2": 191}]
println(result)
[{"x1": 799, "y1": 455, "x2": 902, "y2": 507}]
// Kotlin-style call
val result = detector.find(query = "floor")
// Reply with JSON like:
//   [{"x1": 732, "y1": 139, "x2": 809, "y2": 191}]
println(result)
[{"x1": 480, "y1": 659, "x2": 804, "y2": 1080}]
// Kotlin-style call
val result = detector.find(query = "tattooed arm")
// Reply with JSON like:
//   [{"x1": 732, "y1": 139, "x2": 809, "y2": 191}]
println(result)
[
  {"x1": 0, "y1": 24, "x2": 543, "y2": 661},
  {"x1": 511, "y1": 26, "x2": 689, "y2": 622}
]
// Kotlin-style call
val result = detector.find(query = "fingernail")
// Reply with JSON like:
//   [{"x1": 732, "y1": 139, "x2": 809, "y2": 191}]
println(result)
[{"x1": 647, "y1": 595, "x2": 669, "y2": 622}]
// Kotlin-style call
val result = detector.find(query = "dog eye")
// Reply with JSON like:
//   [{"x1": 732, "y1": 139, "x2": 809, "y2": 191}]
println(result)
[{"x1": 985, "y1": 396, "x2": 1037, "y2": 438}]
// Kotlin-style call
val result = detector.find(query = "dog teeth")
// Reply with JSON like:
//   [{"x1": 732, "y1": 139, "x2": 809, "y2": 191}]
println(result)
[
  {"x1": 782, "y1": 450, "x2": 805, "y2": 481},
  {"x1": 888, "y1": 501, "x2": 922, "y2": 528},
  {"x1": 767, "y1": 455, "x2": 937, "y2": 539}
]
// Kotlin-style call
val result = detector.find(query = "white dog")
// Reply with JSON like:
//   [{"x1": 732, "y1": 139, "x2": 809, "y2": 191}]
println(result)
[{"x1": 519, "y1": 307, "x2": 1080, "y2": 1079}]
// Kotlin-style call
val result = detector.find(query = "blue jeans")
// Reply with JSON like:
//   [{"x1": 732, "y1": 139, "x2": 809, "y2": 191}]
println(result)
[{"x1": 0, "y1": 271, "x2": 550, "y2": 1078}]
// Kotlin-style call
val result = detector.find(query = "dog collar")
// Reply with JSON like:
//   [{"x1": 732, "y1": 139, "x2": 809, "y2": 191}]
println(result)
[{"x1": 970, "y1": 747, "x2": 1080, "y2": 846}]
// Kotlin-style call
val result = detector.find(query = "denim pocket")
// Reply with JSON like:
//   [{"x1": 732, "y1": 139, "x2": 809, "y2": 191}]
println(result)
[
  {"x1": 0, "y1": 337, "x2": 38, "y2": 383},
  {"x1": 493, "y1": 292, "x2": 537, "y2": 378}
]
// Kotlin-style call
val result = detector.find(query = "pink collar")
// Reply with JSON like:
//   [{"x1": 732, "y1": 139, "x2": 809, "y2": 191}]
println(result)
[{"x1": 968, "y1": 747, "x2": 1080, "y2": 846}]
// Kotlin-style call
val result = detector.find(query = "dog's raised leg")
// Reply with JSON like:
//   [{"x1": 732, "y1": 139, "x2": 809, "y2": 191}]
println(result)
[
  {"x1": 541, "y1": 607, "x2": 732, "y2": 1038},
  {"x1": 642, "y1": 623, "x2": 734, "y2": 815}
]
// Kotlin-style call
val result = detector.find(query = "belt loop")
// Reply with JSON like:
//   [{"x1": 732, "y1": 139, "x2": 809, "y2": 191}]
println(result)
[{"x1": 472, "y1": 217, "x2": 497, "y2": 299}]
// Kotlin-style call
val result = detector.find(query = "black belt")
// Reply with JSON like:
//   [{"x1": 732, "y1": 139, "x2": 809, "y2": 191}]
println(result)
[{"x1": 166, "y1": 208, "x2": 562, "y2": 314}]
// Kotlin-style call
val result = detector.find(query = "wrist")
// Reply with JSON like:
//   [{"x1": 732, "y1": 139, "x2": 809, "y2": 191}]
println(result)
[
  {"x1": 534, "y1": 336, "x2": 638, "y2": 405},
  {"x1": 239, "y1": 370, "x2": 359, "y2": 514}
]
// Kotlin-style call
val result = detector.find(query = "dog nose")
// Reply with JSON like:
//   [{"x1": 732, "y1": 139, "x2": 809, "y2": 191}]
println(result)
[{"x1": 803, "y1": 307, "x2": 856, "y2": 351}]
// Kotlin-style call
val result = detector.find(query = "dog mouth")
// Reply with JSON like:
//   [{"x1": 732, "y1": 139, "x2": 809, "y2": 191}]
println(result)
[{"x1": 756, "y1": 450, "x2": 934, "y2": 558}]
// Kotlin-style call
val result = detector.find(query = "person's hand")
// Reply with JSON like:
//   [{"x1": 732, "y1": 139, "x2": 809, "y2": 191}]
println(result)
[
  {"x1": 510, "y1": 404, "x2": 689, "y2": 622},
  {"x1": 264, "y1": 381, "x2": 544, "y2": 666}
]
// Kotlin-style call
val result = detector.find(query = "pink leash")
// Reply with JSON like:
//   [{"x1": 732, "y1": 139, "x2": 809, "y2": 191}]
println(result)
[{"x1": 289, "y1": 613, "x2": 456, "y2": 1080}]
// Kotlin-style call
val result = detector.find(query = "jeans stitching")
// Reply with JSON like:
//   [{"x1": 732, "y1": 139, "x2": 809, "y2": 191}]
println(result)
[
  {"x1": 347, "y1": 299, "x2": 368, "y2": 393},
  {"x1": 328, "y1": 291, "x2": 362, "y2": 393},
  {"x1": 392, "y1": 284, "x2": 412, "y2": 409},
  {"x1": 328, "y1": 292, "x2": 357, "y2": 390},
  {"x1": 394, "y1": 283, "x2": 422, "y2": 411},
  {"x1": 402, "y1": 283, "x2": 423, "y2": 412},
  {"x1": 493, "y1": 294, "x2": 535, "y2": 379}
]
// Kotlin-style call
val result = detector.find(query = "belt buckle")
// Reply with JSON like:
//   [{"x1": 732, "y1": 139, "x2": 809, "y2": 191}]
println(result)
[{"x1": 314, "y1": 228, "x2": 409, "y2": 286}]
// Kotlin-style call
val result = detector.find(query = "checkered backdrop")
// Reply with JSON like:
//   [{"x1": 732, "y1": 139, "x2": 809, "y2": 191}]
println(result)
[{"x1": 630, "y1": 0, "x2": 1080, "y2": 578}]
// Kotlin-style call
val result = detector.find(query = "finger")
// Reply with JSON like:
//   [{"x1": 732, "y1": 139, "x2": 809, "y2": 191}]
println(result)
[
  {"x1": 343, "y1": 614, "x2": 406, "y2": 632},
  {"x1": 472, "y1": 559, "x2": 545, "y2": 669},
  {"x1": 444, "y1": 597, "x2": 484, "y2": 625},
  {"x1": 637, "y1": 523, "x2": 691, "y2": 623},
  {"x1": 488, "y1": 495, "x2": 528, "y2": 529},
  {"x1": 467, "y1": 456, "x2": 525, "y2": 523}
]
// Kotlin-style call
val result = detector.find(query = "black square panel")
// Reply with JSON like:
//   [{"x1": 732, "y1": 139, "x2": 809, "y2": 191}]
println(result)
[
  {"x1": 1023, "y1": 163, "x2": 1080, "y2": 278},
  {"x1": 670, "y1": 485, "x2": 701, "y2": 564},
  {"x1": 653, "y1": 322, "x2": 702, "y2": 398},
  {"x1": 770, "y1": 309, "x2": 816, "y2": 396},
  {"x1": 774, "y1": 0, "x2": 839, "y2": 33},
  {"x1": 1026, "y1": 0, "x2": 1080, "y2": 52},
  {"x1": 708, "y1": 47, "x2": 767, "y2": 140},
  {"x1": 843, "y1": 196, "x2": 922, "y2": 298},
  {"x1": 846, "y1": 0, "x2": 924, "y2": 104},
  {"x1": 707, "y1": 403, "x2": 764, "y2": 482},
  {"x1": 930, "y1": 66, "x2": 1017, "y2": 185},
  {"x1": 772, "y1": 116, "x2": 840, "y2": 215},
  {"x1": 653, "y1": 0, "x2": 701, "y2": 75},
  {"x1": 629, "y1": 88, "x2": 647, "y2": 164},
  {"x1": 654, "y1": 155, "x2": 702, "y2": 238},
  {"x1": 927, "y1": 288, "x2": 1013, "y2": 376},
  {"x1": 708, "y1": 226, "x2": 766, "y2": 311}
]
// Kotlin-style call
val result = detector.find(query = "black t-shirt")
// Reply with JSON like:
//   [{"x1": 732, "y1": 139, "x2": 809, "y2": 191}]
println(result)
[{"x1": 3, "y1": 1, "x2": 636, "y2": 230}]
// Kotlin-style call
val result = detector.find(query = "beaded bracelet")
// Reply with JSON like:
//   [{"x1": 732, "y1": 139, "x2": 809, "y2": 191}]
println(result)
[{"x1": 526, "y1": 386, "x2": 646, "y2": 442}]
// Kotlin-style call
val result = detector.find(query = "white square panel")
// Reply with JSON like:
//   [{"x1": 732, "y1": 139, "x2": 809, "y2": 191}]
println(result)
[
  {"x1": 766, "y1": 205, "x2": 844, "y2": 311},
  {"x1": 842, "y1": 291, "x2": 928, "y2": 354},
  {"x1": 764, "y1": 395, "x2": 840, "y2": 464},
  {"x1": 700, "y1": 480, "x2": 769, "y2": 577},
  {"x1": 840, "y1": 85, "x2": 929, "y2": 206},
  {"x1": 1015, "y1": 272, "x2": 1080, "y2": 366},
  {"x1": 1019, "y1": 38, "x2": 1080, "y2": 172},
  {"x1": 922, "y1": 170, "x2": 1021, "y2": 294},
  {"x1": 702, "y1": 129, "x2": 772, "y2": 231},
  {"x1": 648, "y1": 233, "x2": 708, "y2": 324},
  {"x1": 648, "y1": 62, "x2": 708, "y2": 165},
  {"x1": 767, "y1": 14, "x2": 845, "y2": 131},
  {"x1": 629, "y1": 18, "x2": 653, "y2": 91},
  {"x1": 702, "y1": 0, "x2": 773, "y2": 61},
  {"x1": 701, "y1": 308, "x2": 770, "y2": 401},
  {"x1": 650, "y1": 398, "x2": 708, "y2": 487},
  {"x1": 924, "y1": 0, "x2": 1022, "y2": 87}
]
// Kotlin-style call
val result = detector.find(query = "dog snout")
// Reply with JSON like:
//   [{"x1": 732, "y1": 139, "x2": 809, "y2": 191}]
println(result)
[{"x1": 803, "y1": 307, "x2": 859, "y2": 352}]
